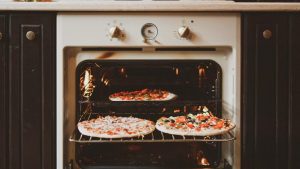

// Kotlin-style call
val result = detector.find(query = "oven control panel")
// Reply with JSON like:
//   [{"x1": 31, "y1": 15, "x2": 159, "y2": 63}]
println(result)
[
  {"x1": 58, "y1": 13, "x2": 240, "y2": 47},
  {"x1": 109, "y1": 23, "x2": 192, "y2": 41}
]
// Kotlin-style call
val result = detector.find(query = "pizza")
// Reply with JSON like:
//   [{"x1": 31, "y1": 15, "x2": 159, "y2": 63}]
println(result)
[
  {"x1": 78, "y1": 115, "x2": 155, "y2": 138},
  {"x1": 156, "y1": 110, "x2": 235, "y2": 136},
  {"x1": 109, "y1": 88, "x2": 176, "y2": 101}
]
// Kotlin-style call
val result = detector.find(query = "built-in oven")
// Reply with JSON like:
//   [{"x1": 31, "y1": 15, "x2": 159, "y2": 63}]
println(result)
[{"x1": 56, "y1": 12, "x2": 240, "y2": 169}]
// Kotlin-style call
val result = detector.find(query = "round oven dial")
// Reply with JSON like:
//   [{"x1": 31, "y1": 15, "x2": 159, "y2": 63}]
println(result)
[
  {"x1": 109, "y1": 26, "x2": 122, "y2": 39},
  {"x1": 141, "y1": 23, "x2": 158, "y2": 40},
  {"x1": 178, "y1": 26, "x2": 191, "y2": 38}
]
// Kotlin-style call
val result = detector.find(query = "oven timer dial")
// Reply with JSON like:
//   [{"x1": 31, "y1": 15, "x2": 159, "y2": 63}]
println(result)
[{"x1": 141, "y1": 23, "x2": 158, "y2": 40}]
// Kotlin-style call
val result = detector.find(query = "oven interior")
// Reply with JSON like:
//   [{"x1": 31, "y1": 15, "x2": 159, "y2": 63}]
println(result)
[{"x1": 69, "y1": 59, "x2": 234, "y2": 169}]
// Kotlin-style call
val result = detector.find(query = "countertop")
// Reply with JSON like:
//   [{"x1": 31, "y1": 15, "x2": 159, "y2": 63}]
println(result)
[{"x1": 1, "y1": 1, "x2": 300, "y2": 12}]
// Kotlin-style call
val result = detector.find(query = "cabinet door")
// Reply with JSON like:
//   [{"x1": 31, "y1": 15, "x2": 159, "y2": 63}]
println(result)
[
  {"x1": 0, "y1": 14, "x2": 7, "y2": 169},
  {"x1": 289, "y1": 13, "x2": 300, "y2": 169},
  {"x1": 242, "y1": 13, "x2": 289, "y2": 169},
  {"x1": 8, "y1": 13, "x2": 56, "y2": 169}
]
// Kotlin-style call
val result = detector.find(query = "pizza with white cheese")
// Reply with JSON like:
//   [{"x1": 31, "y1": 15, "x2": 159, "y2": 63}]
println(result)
[
  {"x1": 109, "y1": 88, "x2": 177, "y2": 101},
  {"x1": 78, "y1": 116, "x2": 155, "y2": 138},
  {"x1": 156, "y1": 109, "x2": 235, "y2": 136}
]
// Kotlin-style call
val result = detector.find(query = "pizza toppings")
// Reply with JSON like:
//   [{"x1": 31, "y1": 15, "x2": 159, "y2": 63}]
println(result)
[
  {"x1": 77, "y1": 106, "x2": 234, "y2": 138},
  {"x1": 156, "y1": 110, "x2": 235, "y2": 136},
  {"x1": 78, "y1": 116, "x2": 155, "y2": 138},
  {"x1": 158, "y1": 113, "x2": 228, "y2": 130},
  {"x1": 109, "y1": 88, "x2": 176, "y2": 101}
]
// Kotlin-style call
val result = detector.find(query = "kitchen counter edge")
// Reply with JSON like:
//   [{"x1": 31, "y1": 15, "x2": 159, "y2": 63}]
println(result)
[{"x1": 1, "y1": 1, "x2": 300, "y2": 12}]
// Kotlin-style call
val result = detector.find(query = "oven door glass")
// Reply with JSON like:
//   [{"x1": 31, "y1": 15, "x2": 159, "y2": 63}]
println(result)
[{"x1": 71, "y1": 59, "x2": 233, "y2": 169}]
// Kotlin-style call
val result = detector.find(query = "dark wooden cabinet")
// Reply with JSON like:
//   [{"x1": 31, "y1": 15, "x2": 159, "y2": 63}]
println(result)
[
  {"x1": 0, "y1": 13, "x2": 56, "y2": 169},
  {"x1": 242, "y1": 13, "x2": 300, "y2": 169},
  {"x1": 0, "y1": 14, "x2": 7, "y2": 169}
]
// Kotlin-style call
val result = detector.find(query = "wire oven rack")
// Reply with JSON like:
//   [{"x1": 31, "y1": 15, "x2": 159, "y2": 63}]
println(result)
[
  {"x1": 78, "y1": 99, "x2": 222, "y2": 107},
  {"x1": 69, "y1": 113, "x2": 235, "y2": 143}
]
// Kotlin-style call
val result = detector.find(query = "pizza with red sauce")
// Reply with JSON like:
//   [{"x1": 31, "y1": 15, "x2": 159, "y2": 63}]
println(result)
[
  {"x1": 156, "y1": 108, "x2": 235, "y2": 136},
  {"x1": 109, "y1": 88, "x2": 177, "y2": 101},
  {"x1": 78, "y1": 116, "x2": 155, "y2": 138}
]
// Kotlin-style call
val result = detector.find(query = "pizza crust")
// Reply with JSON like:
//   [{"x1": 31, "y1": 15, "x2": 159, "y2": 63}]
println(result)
[
  {"x1": 78, "y1": 125, "x2": 155, "y2": 139},
  {"x1": 77, "y1": 116, "x2": 156, "y2": 139},
  {"x1": 109, "y1": 92, "x2": 177, "y2": 101}
]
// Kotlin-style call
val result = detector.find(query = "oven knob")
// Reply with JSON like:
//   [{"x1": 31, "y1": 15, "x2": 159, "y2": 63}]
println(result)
[
  {"x1": 178, "y1": 26, "x2": 191, "y2": 38},
  {"x1": 109, "y1": 26, "x2": 122, "y2": 39}
]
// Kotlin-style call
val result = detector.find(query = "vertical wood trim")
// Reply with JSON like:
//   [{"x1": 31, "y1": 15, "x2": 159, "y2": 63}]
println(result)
[
  {"x1": 275, "y1": 23, "x2": 279, "y2": 169},
  {"x1": 0, "y1": 14, "x2": 7, "y2": 169},
  {"x1": 20, "y1": 24, "x2": 43, "y2": 169},
  {"x1": 20, "y1": 24, "x2": 24, "y2": 169},
  {"x1": 288, "y1": 13, "x2": 300, "y2": 169},
  {"x1": 242, "y1": 13, "x2": 255, "y2": 169},
  {"x1": 288, "y1": 15, "x2": 292, "y2": 169},
  {"x1": 255, "y1": 23, "x2": 277, "y2": 169},
  {"x1": 41, "y1": 24, "x2": 45, "y2": 169},
  {"x1": 253, "y1": 24, "x2": 259, "y2": 167},
  {"x1": 275, "y1": 18, "x2": 289, "y2": 169},
  {"x1": 8, "y1": 14, "x2": 21, "y2": 169}
]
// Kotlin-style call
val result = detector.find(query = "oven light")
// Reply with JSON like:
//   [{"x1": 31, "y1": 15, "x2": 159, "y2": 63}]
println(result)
[
  {"x1": 81, "y1": 68, "x2": 95, "y2": 98},
  {"x1": 83, "y1": 70, "x2": 90, "y2": 87},
  {"x1": 95, "y1": 63, "x2": 101, "y2": 68},
  {"x1": 173, "y1": 67, "x2": 180, "y2": 76},
  {"x1": 174, "y1": 109, "x2": 181, "y2": 113},
  {"x1": 120, "y1": 68, "x2": 128, "y2": 78},
  {"x1": 120, "y1": 67, "x2": 125, "y2": 74},
  {"x1": 203, "y1": 106, "x2": 209, "y2": 112},
  {"x1": 197, "y1": 106, "x2": 202, "y2": 111},
  {"x1": 104, "y1": 79, "x2": 110, "y2": 86},
  {"x1": 200, "y1": 157, "x2": 210, "y2": 166},
  {"x1": 199, "y1": 68, "x2": 205, "y2": 77}
]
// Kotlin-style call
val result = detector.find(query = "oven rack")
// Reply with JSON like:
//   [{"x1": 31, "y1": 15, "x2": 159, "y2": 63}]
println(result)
[
  {"x1": 69, "y1": 113, "x2": 235, "y2": 143},
  {"x1": 70, "y1": 129, "x2": 235, "y2": 143},
  {"x1": 78, "y1": 99, "x2": 222, "y2": 107}
]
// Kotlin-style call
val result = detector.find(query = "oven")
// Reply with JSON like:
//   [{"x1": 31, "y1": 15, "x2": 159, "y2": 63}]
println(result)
[{"x1": 57, "y1": 12, "x2": 241, "y2": 169}]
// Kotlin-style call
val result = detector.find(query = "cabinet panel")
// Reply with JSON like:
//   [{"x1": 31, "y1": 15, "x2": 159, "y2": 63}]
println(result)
[
  {"x1": 242, "y1": 13, "x2": 289, "y2": 169},
  {"x1": 0, "y1": 14, "x2": 7, "y2": 169},
  {"x1": 289, "y1": 13, "x2": 300, "y2": 169},
  {"x1": 8, "y1": 13, "x2": 56, "y2": 169}
]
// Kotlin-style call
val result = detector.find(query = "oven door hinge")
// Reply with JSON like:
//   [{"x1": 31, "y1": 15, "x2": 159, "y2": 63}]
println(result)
[{"x1": 65, "y1": 160, "x2": 73, "y2": 169}]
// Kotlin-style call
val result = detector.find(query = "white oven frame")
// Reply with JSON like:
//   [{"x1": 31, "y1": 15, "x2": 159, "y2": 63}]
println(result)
[{"x1": 57, "y1": 12, "x2": 241, "y2": 169}]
